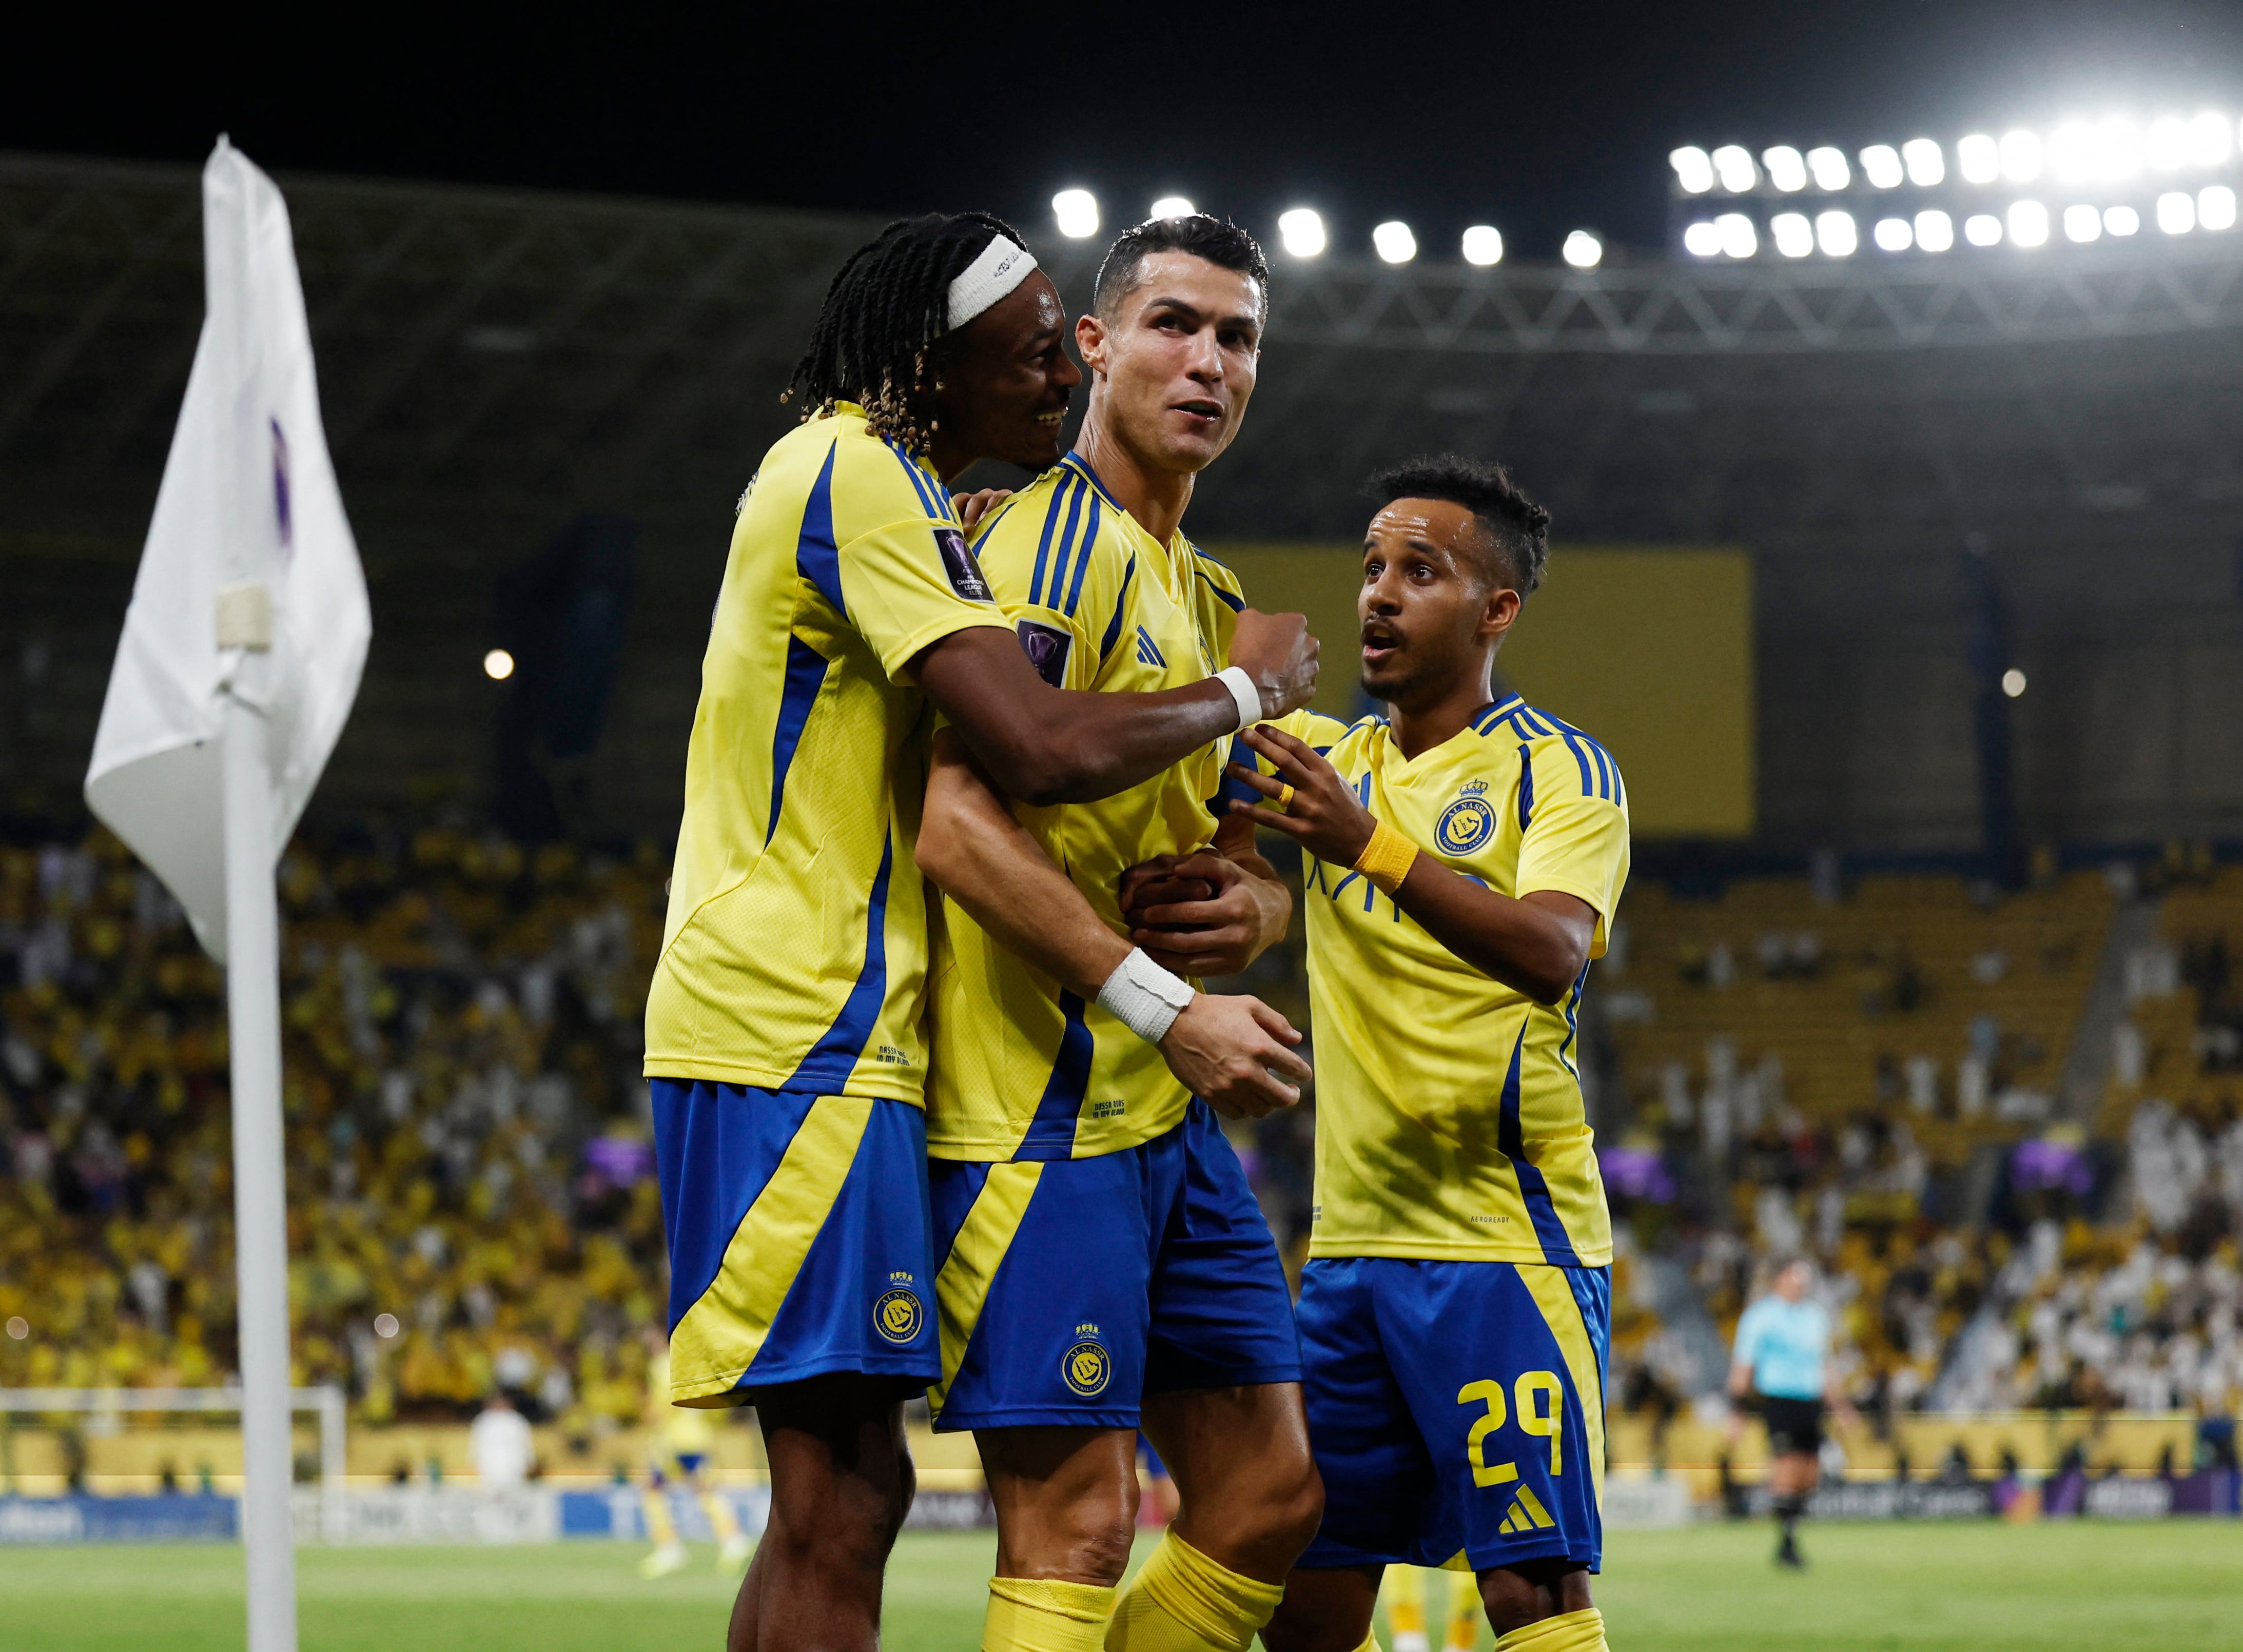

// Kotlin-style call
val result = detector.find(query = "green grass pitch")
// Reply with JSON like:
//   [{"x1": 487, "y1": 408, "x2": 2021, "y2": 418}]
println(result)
[{"x1": 4, "y1": 1522, "x2": 2238, "y2": 1650}]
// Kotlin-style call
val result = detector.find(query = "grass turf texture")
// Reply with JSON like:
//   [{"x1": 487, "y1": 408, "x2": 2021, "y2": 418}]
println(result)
[{"x1": 3, "y1": 1521, "x2": 2238, "y2": 1651}]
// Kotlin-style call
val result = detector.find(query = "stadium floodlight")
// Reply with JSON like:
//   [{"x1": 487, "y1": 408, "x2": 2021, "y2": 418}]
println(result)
[
  {"x1": 2000, "y1": 129, "x2": 2043, "y2": 182},
  {"x1": 2104, "y1": 203, "x2": 2141, "y2": 235},
  {"x1": 2190, "y1": 111, "x2": 2233, "y2": 167},
  {"x1": 2007, "y1": 199, "x2": 2050, "y2": 247},
  {"x1": 1711, "y1": 145, "x2": 1757, "y2": 192},
  {"x1": 1682, "y1": 220, "x2": 1723, "y2": 257},
  {"x1": 1807, "y1": 146, "x2": 1851, "y2": 191},
  {"x1": 1902, "y1": 138, "x2": 1945, "y2": 186},
  {"x1": 2098, "y1": 117, "x2": 2144, "y2": 179},
  {"x1": 2202, "y1": 185, "x2": 2238, "y2": 231},
  {"x1": 2062, "y1": 203, "x2": 2102, "y2": 243},
  {"x1": 1670, "y1": 146, "x2": 1717, "y2": 193},
  {"x1": 483, "y1": 648, "x2": 515, "y2": 680},
  {"x1": 1860, "y1": 144, "x2": 1904, "y2": 189},
  {"x1": 2157, "y1": 190, "x2": 2196, "y2": 234},
  {"x1": 1763, "y1": 145, "x2": 1809, "y2": 192},
  {"x1": 1277, "y1": 207, "x2": 1327, "y2": 257},
  {"x1": 1562, "y1": 230, "x2": 1604, "y2": 268},
  {"x1": 2001, "y1": 668, "x2": 2026, "y2": 698},
  {"x1": 1461, "y1": 224, "x2": 1504, "y2": 265},
  {"x1": 1915, "y1": 209, "x2": 1955, "y2": 251},
  {"x1": 1372, "y1": 220, "x2": 1417, "y2": 263},
  {"x1": 2050, "y1": 121, "x2": 2097, "y2": 184},
  {"x1": 1872, "y1": 216, "x2": 1913, "y2": 251},
  {"x1": 1964, "y1": 212, "x2": 2003, "y2": 246},
  {"x1": 2147, "y1": 115, "x2": 2190, "y2": 170},
  {"x1": 1770, "y1": 212, "x2": 1815, "y2": 258},
  {"x1": 1815, "y1": 209, "x2": 1857, "y2": 256},
  {"x1": 1052, "y1": 188, "x2": 1100, "y2": 239},
  {"x1": 1958, "y1": 133, "x2": 2001, "y2": 184},
  {"x1": 1149, "y1": 195, "x2": 1195, "y2": 220},
  {"x1": 1715, "y1": 211, "x2": 1758, "y2": 258}
]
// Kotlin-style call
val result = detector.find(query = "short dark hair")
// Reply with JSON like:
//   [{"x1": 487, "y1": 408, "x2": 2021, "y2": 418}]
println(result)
[
  {"x1": 1092, "y1": 214, "x2": 1271, "y2": 321},
  {"x1": 786, "y1": 211, "x2": 1027, "y2": 454},
  {"x1": 1366, "y1": 454, "x2": 1551, "y2": 595}
]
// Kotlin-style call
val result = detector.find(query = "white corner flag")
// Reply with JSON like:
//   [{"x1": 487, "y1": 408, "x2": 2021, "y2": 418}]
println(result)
[{"x1": 85, "y1": 139, "x2": 368, "y2": 1652}]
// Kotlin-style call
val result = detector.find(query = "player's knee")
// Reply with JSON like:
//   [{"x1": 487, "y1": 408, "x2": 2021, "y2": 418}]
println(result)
[{"x1": 1262, "y1": 1451, "x2": 1325, "y2": 1556}]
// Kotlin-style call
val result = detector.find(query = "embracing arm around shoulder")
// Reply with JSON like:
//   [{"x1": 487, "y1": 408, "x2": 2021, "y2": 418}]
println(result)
[{"x1": 1226, "y1": 723, "x2": 1598, "y2": 1005}]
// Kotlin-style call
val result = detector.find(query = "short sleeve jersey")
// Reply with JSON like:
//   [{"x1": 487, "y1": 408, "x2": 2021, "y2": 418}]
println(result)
[
  {"x1": 923, "y1": 451, "x2": 1243, "y2": 1161},
  {"x1": 1265, "y1": 694, "x2": 1631, "y2": 1265},
  {"x1": 1732, "y1": 1295, "x2": 1831, "y2": 1400},
  {"x1": 643, "y1": 405, "x2": 1012, "y2": 1099}
]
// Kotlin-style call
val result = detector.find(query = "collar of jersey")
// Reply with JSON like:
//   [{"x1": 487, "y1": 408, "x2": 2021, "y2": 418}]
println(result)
[{"x1": 1058, "y1": 449, "x2": 1123, "y2": 512}]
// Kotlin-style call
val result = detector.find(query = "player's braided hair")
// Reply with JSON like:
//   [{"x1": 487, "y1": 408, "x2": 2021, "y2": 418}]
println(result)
[
  {"x1": 1366, "y1": 454, "x2": 1552, "y2": 595},
  {"x1": 785, "y1": 211, "x2": 1027, "y2": 455}
]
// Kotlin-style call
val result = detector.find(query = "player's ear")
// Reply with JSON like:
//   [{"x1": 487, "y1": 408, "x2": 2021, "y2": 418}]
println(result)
[
  {"x1": 1075, "y1": 311, "x2": 1109, "y2": 378},
  {"x1": 1479, "y1": 583, "x2": 1522, "y2": 645}
]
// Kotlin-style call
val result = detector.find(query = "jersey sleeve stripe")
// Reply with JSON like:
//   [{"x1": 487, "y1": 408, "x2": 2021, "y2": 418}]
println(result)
[
  {"x1": 795, "y1": 443, "x2": 847, "y2": 616},
  {"x1": 780, "y1": 834, "x2": 894, "y2": 1092},
  {"x1": 1553, "y1": 727, "x2": 1596, "y2": 795},
  {"x1": 1063, "y1": 493, "x2": 1102, "y2": 616},
  {"x1": 1097, "y1": 554, "x2": 1136, "y2": 663},
  {"x1": 1515, "y1": 742, "x2": 1535, "y2": 829},
  {"x1": 1029, "y1": 483, "x2": 1071, "y2": 606},
  {"x1": 765, "y1": 637, "x2": 831, "y2": 845},
  {"x1": 1047, "y1": 479, "x2": 1089, "y2": 611},
  {"x1": 1194, "y1": 567, "x2": 1245, "y2": 614},
  {"x1": 1010, "y1": 992, "x2": 1094, "y2": 1160},
  {"x1": 1495, "y1": 1026, "x2": 1583, "y2": 1267},
  {"x1": 884, "y1": 440, "x2": 941, "y2": 516}
]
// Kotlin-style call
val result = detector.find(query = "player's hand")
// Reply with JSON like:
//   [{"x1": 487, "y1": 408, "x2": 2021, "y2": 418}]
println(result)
[
  {"x1": 1228, "y1": 723, "x2": 1378, "y2": 868},
  {"x1": 1156, "y1": 992, "x2": 1310, "y2": 1119},
  {"x1": 1227, "y1": 609, "x2": 1319, "y2": 718},
  {"x1": 951, "y1": 487, "x2": 1011, "y2": 532},
  {"x1": 1121, "y1": 851, "x2": 1279, "y2": 978}
]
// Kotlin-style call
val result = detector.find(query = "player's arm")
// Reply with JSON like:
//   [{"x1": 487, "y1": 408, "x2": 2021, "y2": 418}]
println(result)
[
  {"x1": 913, "y1": 616, "x2": 1315, "y2": 809},
  {"x1": 1116, "y1": 812, "x2": 1294, "y2": 979},
  {"x1": 915, "y1": 729, "x2": 1311, "y2": 1118},
  {"x1": 1226, "y1": 722, "x2": 1594, "y2": 1005}
]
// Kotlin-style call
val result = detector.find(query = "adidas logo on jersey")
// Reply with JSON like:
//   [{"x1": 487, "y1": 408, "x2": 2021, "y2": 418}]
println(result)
[{"x1": 1496, "y1": 1486, "x2": 1556, "y2": 1535}]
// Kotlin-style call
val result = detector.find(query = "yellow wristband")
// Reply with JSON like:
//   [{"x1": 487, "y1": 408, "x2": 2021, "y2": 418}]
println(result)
[{"x1": 1353, "y1": 818, "x2": 1418, "y2": 895}]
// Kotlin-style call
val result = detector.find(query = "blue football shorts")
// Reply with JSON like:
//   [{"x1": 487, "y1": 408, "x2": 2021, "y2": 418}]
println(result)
[
  {"x1": 1297, "y1": 1256, "x2": 1612, "y2": 1575},
  {"x1": 651, "y1": 1079, "x2": 939, "y2": 1402},
  {"x1": 925, "y1": 1100, "x2": 1301, "y2": 1430}
]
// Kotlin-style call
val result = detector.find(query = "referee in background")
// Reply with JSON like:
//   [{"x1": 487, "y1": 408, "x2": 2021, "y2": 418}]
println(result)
[{"x1": 1727, "y1": 1256, "x2": 1857, "y2": 1568}]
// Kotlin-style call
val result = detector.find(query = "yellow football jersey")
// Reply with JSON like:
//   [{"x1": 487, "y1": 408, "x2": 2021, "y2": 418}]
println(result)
[
  {"x1": 1268, "y1": 695, "x2": 1630, "y2": 1265},
  {"x1": 923, "y1": 451, "x2": 1244, "y2": 1161},
  {"x1": 644, "y1": 405, "x2": 1012, "y2": 1099}
]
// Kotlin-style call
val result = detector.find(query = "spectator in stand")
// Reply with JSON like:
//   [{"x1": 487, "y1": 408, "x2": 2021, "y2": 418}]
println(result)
[
  {"x1": 1728, "y1": 1257, "x2": 1856, "y2": 1568},
  {"x1": 469, "y1": 1390, "x2": 534, "y2": 1489}
]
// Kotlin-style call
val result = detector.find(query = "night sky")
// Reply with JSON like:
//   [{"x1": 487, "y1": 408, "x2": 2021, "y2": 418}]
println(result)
[{"x1": 11, "y1": 2, "x2": 2243, "y2": 261}]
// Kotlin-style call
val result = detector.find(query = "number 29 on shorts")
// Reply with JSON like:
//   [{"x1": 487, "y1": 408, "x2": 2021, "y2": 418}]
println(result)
[{"x1": 1458, "y1": 1370, "x2": 1565, "y2": 1486}]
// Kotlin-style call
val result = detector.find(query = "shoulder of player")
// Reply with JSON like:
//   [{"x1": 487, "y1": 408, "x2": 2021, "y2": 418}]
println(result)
[
  {"x1": 1472, "y1": 696, "x2": 1626, "y2": 804},
  {"x1": 823, "y1": 417, "x2": 958, "y2": 533},
  {"x1": 974, "y1": 460, "x2": 1133, "y2": 618},
  {"x1": 1181, "y1": 539, "x2": 1246, "y2": 615}
]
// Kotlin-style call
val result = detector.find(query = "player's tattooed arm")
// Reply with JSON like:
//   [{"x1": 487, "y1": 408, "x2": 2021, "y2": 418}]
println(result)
[
  {"x1": 1115, "y1": 814, "x2": 1293, "y2": 978},
  {"x1": 917, "y1": 730, "x2": 1311, "y2": 1117},
  {"x1": 912, "y1": 609, "x2": 1318, "y2": 809},
  {"x1": 1227, "y1": 723, "x2": 1595, "y2": 1005}
]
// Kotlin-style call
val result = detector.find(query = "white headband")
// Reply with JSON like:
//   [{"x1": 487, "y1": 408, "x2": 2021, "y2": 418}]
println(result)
[{"x1": 946, "y1": 235, "x2": 1038, "y2": 330}]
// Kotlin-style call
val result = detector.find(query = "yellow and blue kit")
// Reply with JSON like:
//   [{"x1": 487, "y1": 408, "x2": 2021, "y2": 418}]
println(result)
[
  {"x1": 645, "y1": 405, "x2": 1011, "y2": 1403},
  {"x1": 1259, "y1": 697, "x2": 1629, "y2": 1572},
  {"x1": 921, "y1": 451, "x2": 1299, "y2": 1429}
]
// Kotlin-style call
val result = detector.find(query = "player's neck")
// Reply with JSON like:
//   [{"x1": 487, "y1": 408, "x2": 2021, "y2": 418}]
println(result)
[
  {"x1": 1074, "y1": 415, "x2": 1194, "y2": 545},
  {"x1": 1388, "y1": 667, "x2": 1497, "y2": 761}
]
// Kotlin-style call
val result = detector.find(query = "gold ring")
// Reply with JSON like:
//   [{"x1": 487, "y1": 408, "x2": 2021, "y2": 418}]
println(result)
[{"x1": 1277, "y1": 782, "x2": 1296, "y2": 807}]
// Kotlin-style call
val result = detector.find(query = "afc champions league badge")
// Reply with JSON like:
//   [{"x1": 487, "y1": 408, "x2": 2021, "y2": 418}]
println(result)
[
  {"x1": 1436, "y1": 779, "x2": 1496, "y2": 854},
  {"x1": 874, "y1": 1282, "x2": 925, "y2": 1345},
  {"x1": 1062, "y1": 1339, "x2": 1112, "y2": 1397}
]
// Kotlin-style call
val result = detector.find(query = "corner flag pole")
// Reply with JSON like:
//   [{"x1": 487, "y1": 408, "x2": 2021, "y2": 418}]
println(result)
[{"x1": 219, "y1": 585, "x2": 296, "y2": 1652}]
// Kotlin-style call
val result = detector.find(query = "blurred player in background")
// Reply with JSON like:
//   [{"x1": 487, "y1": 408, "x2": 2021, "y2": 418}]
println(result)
[
  {"x1": 639, "y1": 1331, "x2": 752, "y2": 1578},
  {"x1": 913, "y1": 215, "x2": 1323, "y2": 1652},
  {"x1": 1728, "y1": 1256, "x2": 1856, "y2": 1568},
  {"x1": 1381, "y1": 1567, "x2": 1483, "y2": 1652},
  {"x1": 644, "y1": 211, "x2": 1318, "y2": 1652},
  {"x1": 1200, "y1": 457, "x2": 1629, "y2": 1652}
]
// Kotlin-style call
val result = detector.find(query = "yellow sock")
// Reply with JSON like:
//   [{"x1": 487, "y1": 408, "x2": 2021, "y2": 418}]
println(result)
[
  {"x1": 1386, "y1": 1565, "x2": 1428, "y2": 1650},
  {"x1": 699, "y1": 1489, "x2": 740, "y2": 1543},
  {"x1": 642, "y1": 1488, "x2": 678, "y2": 1547},
  {"x1": 1443, "y1": 1570, "x2": 1480, "y2": 1649},
  {"x1": 1493, "y1": 1607, "x2": 1606, "y2": 1652},
  {"x1": 985, "y1": 1577, "x2": 1117, "y2": 1652},
  {"x1": 1103, "y1": 1531, "x2": 1283, "y2": 1652}
]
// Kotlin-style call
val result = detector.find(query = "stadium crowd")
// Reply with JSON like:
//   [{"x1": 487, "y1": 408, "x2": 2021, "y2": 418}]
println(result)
[{"x1": 4, "y1": 827, "x2": 2241, "y2": 1442}]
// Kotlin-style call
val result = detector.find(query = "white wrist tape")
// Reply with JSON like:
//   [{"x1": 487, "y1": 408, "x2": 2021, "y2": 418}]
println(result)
[
  {"x1": 1097, "y1": 947, "x2": 1196, "y2": 1044},
  {"x1": 1215, "y1": 666, "x2": 1262, "y2": 733}
]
